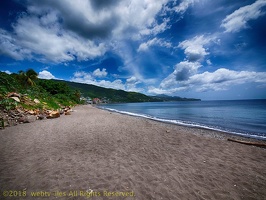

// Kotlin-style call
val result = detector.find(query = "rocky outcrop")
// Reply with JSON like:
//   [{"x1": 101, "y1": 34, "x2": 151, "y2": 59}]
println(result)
[
  {"x1": 0, "y1": 106, "x2": 74, "y2": 128},
  {"x1": 0, "y1": 92, "x2": 75, "y2": 129}
]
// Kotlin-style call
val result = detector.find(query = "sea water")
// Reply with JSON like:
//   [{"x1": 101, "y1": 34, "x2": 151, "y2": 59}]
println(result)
[{"x1": 99, "y1": 100, "x2": 266, "y2": 140}]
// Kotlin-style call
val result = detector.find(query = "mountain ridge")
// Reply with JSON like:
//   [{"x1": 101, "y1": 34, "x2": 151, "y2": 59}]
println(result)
[{"x1": 54, "y1": 79, "x2": 201, "y2": 103}]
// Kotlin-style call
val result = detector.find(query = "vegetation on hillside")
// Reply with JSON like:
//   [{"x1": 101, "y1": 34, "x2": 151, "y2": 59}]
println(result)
[
  {"x1": 0, "y1": 69, "x2": 200, "y2": 128},
  {"x1": 55, "y1": 80, "x2": 201, "y2": 103},
  {"x1": 0, "y1": 70, "x2": 81, "y2": 111},
  {"x1": 56, "y1": 80, "x2": 156, "y2": 103},
  {"x1": 0, "y1": 69, "x2": 201, "y2": 113}
]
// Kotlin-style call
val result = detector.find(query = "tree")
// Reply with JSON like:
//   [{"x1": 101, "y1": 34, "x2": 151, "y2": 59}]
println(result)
[
  {"x1": 17, "y1": 69, "x2": 38, "y2": 87},
  {"x1": 74, "y1": 89, "x2": 81, "y2": 101}
]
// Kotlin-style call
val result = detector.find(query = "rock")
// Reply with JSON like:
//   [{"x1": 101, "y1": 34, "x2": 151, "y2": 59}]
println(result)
[
  {"x1": 59, "y1": 109, "x2": 64, "y2": 115},
  {"x1": 10, "y1": 96, "x2": 20, "y2": 102},
  {"x1": 18, "y1": 116, "x2": 25, "y2": 123},
  {"x1": 26, "y1": 109, "x2": 40, "y2": 115},
  {"x1": 9, "y1": 110, "x2": 17, "y2": 117},
  {"x1": 7, "y1": 92, "x2": 21, "y2": 98},
  {"x1": 1, "y1": 117, "x2": 9, "y2": 128},
  {"x1": 37, "y1": 114, "x2": 46, "y2": 120},
  {"x1": 45, "y1": 110, "x2": 52, "y2": 115},
  {"x1": 4, "y1": 121, "x2": 9, "y2": 127},
  {"x1": 65, "y1": 111, "x2": 71, "y2": 115},
  {"x1": 8, "y1": 118, "x2": 17, "y2": 126},
  {"x1": 27, "y1": 110, "x2": 35, "y2": 115},
  {"x1": 34, "y1": 99, "x2": 40, "y2": 104},
  {"x1": 20, "y1": 96, "x2": 35, "y2": 106},
  {"x1": 16, "y1": 108, "x2": 24, "y2": 113},
  {"x1": 27, "y1": 115, "x2": 37, "y2": 123},
  {"x1": 18, "y1": 115, "x2": 36, "y2": 123},
  {"x1": 47, "y1": 111, "x2": 60, "y2": 119}
]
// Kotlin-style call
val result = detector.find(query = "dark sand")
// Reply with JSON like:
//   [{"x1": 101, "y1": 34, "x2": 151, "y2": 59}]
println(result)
[{"x1": 0, "y1": 105, "x2": 265, "y2": 200}]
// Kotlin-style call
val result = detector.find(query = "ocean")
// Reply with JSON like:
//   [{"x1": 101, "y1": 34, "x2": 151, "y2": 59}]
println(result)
[{"x1": 99, "y1": 100, "x2": 266, "y2": 140}]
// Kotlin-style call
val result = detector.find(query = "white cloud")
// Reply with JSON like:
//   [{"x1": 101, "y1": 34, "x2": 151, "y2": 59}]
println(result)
[
  {"x1": 173, "y1": 0, "x2": 199, "y2": 14},
  {"x1": 114, "y1": 0, "x2": 169, "y2": 39},
  {"x1": 12, "y1": 15, "x2": 106, "y2": 63},
  {"x1": 178, "y1": 35, "x2": 215, "y2": 62},
  {"x1": 160, "y1": 61, "x2": 201, "y2": 88},
  {"x1": 28, "y1": 0, "x2": 169, "y2": 40},
  {"x1": 0, "y1": 29, "x2": 31, "y2": 60},
  {"x1": 71, "y1": 71, "x2": 125, "y2": 90},
  {"x1": 125, "y1": 76, "x2": 143, "y2": 92},
  {"x1": 71, "y1": 71, "x2": 146, "y2": 92},
  {"x1": 97, "y1": 79, "x2": 126, "y2": 90},
  {"x1": 206, "y1": 59, "x2": 212, "y2": 65},
  {"x1": 148, "y1": 86, "x2": 186, "y2": 95},
  {"x1": 1, "y1": 70, "x2": 12, "y2": 74},
  {"x1": 126, "y1": 76, "x2": 138, "y2": 84},
  {"x1": 187, "y1": 68, "x2": 266, "y2": 92},
  {"x1": 155, "y1": 67, "x2": 266, "y2": 93},
  {"x1": 1, "y1": 0, "x2": 169, "y2": 63},
  {"x1": 138, "y1": 38, "x2": 172, "y2": 52},
  {"x1": 221, "y1": 0, "x2": 266, "y2": 33},
  {"x1": 38, "y1": 70, "x2": 56, "y2": 79},
  {"x1": 139, "y1": 18, "x2": 170, "y2": 37},
  {"x1": 92, "y1": 68, "x2": 108, "y2": 78}
]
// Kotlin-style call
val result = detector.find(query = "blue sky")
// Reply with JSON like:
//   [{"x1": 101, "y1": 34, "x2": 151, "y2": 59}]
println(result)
[{"x1": 1, "y1": 0, "x2": 266, "y2": 100}]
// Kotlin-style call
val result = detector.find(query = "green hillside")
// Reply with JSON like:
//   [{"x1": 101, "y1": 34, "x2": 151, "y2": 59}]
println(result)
[
  {"x1": 53, "y1": 80, "x2": 156, "y2": 103},
  {"x1": 54, "y1": 80, "x2": 201, "y2": 103},
  {"x1": 0, "y1": 71, "x2": 80, "y2": 111},
  {"x1": 0, "y1": 70, "x2": 200, "y2": 114}
]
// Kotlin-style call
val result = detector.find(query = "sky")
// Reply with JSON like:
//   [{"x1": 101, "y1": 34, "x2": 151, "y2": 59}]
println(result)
[{"x1": 0, "y1": 0, "x2": 266, "y2": 100}]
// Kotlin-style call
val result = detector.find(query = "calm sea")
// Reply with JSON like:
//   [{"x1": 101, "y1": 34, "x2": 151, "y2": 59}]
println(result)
[{"x1": 99, "y1": 100, "x2": 266, "y2": 140}]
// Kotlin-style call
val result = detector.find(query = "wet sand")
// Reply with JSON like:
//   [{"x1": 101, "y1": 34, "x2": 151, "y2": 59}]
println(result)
[{"x1": 0, "y1": 105, "x2": 265, "y2": 200}]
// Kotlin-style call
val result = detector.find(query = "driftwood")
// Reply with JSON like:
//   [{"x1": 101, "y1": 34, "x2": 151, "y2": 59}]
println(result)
[{"x1": 227, "y1": 138, "x2": 266, "y2": 148}]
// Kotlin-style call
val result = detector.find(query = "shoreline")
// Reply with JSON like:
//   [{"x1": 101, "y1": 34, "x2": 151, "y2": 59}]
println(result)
[
  {"x1": 96, "y1": 105, "x2": 266, "y2": 143},
  {"x1": 1, "y1": 105, "x2": 266, "y2": 199}
]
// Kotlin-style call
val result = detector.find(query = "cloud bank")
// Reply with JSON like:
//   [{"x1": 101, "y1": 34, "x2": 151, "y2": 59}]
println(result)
[
  {"x1": 221, "y1": 0, "x2": 266, "y2": 33},
  {"x1": 0, "y1": 0, "x2": 169, "y2": 63}
]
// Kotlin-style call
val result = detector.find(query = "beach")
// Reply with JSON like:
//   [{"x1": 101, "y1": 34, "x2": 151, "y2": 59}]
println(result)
[{"x1": 0, "y1": 105, "x2": 265, "y2": 200}]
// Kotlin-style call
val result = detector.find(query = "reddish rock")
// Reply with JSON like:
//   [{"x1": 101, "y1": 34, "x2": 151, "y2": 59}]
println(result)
[{"x1": 47, "y1": 111, "x2": 60, "y2": 119}]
